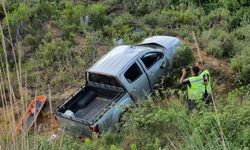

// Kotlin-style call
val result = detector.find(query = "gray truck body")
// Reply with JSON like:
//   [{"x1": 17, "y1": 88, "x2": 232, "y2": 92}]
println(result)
[{"x1": 55, "y1": 36, "x2": 180, "y2": 137}]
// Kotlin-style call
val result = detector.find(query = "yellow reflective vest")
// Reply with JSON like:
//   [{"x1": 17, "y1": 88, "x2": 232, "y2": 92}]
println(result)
[
  {"x1": 187, "y1": 76, "x2": 205, "y2": 100},
  {"x1": 199, "y1": 69, "x2": 212, "y2": 94}
]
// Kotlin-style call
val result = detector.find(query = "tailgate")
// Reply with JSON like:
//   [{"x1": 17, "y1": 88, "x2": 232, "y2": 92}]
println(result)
[{"x1": 56, "y1": 114, "x2": 92, "y2": 137}]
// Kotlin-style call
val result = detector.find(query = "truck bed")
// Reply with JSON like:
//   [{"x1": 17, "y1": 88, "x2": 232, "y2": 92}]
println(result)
[
  {"x1": 74, "y1": 97, "x2": 110, "y2": 122},
  {"x1": 57, "y1": 85, "x2": 123, "y2": 124}
]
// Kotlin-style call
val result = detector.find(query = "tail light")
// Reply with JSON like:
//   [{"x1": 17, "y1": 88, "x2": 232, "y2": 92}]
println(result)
[{"x1": 90, "y1": 124, "x2": 99, "y2": 133}]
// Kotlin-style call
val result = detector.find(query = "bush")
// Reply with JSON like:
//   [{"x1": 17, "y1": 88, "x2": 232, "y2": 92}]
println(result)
[
  {"x1": 206, "y1": 40, "x2": 223, "y2": 57},
  {"x1": 98, "y1": 86, "x2": 250, "y2": 149},
  {"x1": 119, "y1": 95, "x2": 188, "y2": 149},
  {"x1": 60, "y1": 2, "x2": 84, "y2": 39},
  {"x1": 104, "y1": 13, "x2": 135, "y2": 39},
  {"x1": 4, "y1": 2, "x2": 31, "y2": 37},
  {"x1": 4, "y1": 3, "x2": 31, "y2": 28},
  {"x1": 231, "y1": 25, "x2": 250, "y2": 52},
  {"x1": 142, "y1": 12, "x2": 159, "y2": 28},
  {"x1": 85, "y1": 3, "x2": 107, "y2": 30},
  {"x1": 219, "y1": 86, "x2": 250, "y2": 147},
  {"x1": 37, "y1": 38, "x2": 71, "y2": 67},
  {"x1": 231, "y1": 47, "x2": 250, "y2": 84},
  {"x1": 33, "y1": 1, "x2": 60, "y2": 22},
  {"x1": 200, "y1": 28, "x2": 234, "y2": 57},
  {"x1": 24, "y1": 34, "x2": 37, "y2": 45},
  {"x1": 173, "y1": 44, "x2": 194, "y2": 69},
  {"x1": 201, "y1": 8, "x2": 231, "y2": 30}
]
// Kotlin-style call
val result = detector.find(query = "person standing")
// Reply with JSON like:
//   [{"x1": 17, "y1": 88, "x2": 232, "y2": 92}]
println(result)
[{"x1": 179, "y1": 66, "x2": 206, "y2": 111}]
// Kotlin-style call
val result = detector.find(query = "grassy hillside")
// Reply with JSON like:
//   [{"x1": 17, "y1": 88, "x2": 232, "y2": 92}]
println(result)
[{"x1": 0, "y1": 0, "x2": 250, "y2": 149}]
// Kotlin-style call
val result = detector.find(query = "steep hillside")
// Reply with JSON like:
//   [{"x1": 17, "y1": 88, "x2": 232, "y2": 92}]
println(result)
[{"x1": 0, "y1": 0, "x2": 250, "y2": 149}]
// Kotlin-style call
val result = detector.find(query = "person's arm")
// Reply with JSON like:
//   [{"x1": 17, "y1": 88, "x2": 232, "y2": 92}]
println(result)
[{"x1": 179, "y1": 68, "x2": 187, "y2": 84}]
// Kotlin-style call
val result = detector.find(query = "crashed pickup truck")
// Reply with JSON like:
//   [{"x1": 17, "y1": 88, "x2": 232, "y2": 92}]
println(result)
[{"x1": 55, "y1": 36, "x2": 180, "y2": 137}]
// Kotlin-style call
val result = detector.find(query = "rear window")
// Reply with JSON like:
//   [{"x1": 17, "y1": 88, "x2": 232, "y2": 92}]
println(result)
[
  {"x1": 88, "y1": 72, "x2": 121, "y2": 87},
  {"x1": 124, "y1": 63, "x2": 142, "y2": 83}
]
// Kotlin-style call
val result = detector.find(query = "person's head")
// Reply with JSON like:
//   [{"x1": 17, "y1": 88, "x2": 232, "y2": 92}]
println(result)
[
  {"x1": 195, "y1": 61, "x2": 204, "y2": 71},
  {"x1": 191, "y1": 66, "x2": 200, "y2": 76}
]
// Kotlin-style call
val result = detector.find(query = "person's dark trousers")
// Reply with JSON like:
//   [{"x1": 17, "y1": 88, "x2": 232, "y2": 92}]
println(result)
[
  {"x1": 188, "y1": 99, "x2": 197, "y2": 111},
  {"x1": 203, "y1": 92, "x2": 212, "y2": 104}
]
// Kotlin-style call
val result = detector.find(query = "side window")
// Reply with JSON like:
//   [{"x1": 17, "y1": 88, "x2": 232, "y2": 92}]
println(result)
[
  {"x1": 141, "y1": 52, "x2": 163, "y2": 69},
  {"x1": 124, "y1": 63, "x2": 142, "y2": 83}
]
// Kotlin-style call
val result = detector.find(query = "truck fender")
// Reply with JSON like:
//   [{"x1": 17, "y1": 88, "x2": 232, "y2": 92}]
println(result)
[
  {"x1": 112, "y1": 97, "x2": 134, "y2": 124},
  {"x1": 96, "y1": 96, "x2": 134, "y2": 133}
]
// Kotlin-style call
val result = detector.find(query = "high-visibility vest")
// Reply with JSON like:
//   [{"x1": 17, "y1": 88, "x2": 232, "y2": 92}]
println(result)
[
  {"x1": 199, "y1": 69, "x2": 212, "y2": 94},
  {"x1": 187, "y1": 76, "x2": 205, "y2": 100}
]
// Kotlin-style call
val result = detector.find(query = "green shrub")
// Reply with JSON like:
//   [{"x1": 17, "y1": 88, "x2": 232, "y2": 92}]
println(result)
[
  {"x1": 121, "y1": 0, "x2": 151, "y2": 16},
  {"x1": 85, "y1": 3, "x2": 107, "y2": 30},
  {"x1": 142, "y1": 12, "x2": 159, "y2": 28},
  {"x1": 104, "y1": 13, "x2": 134, "y2": 38},
  {"x1": 33, "y1": 1, "x2": 60, "y2": 22},
  {"x1": 61, "y1": 24, "x2": 78, "y2": 40},
  {"x1": 84, "y1": 32, "x2": 105, "y2": 64},
  {"x1": 206, "y1": 40, "x2": 223, "y2": 57},
  {"x1": 4, "y1": 3, "x2": 31, "y2": 28},
  {"x1": 4, "y1": 2, "x2": 32, "y2": 38},
  {"x1": 231, "y1": 47, "x2": 250, "y2": 84},
  {"x1": 201, "y1": 8, "x2": 231, "y2": 30},
  {"x1": 37, "y1": 38, "x2": 71, "y2": 67},
  {"x1": 24, "y1": 34, "x2": 38, "y2": 46},
  {"x1": 231, "y1": 25, "x2": 250, "y2": 52},
  {"x1": 219, "y1": 86, "x2": 250, "y2": 147},
  {"x1": 158, "y1": 6, "x2": 201, "y2": 29},
  {"x1": 112, "y1": 13, "x2": 134, "y2": 27},
  {"x1": 200, "y1": 28, "x2": 234, "y2": 57},
  {"x1": 60, "y1": 1, "x2": 84, "y2": 39},
  {"x1": 173, "y1": 44, "x2": 194, "y2": 69},
  {"x1": 61, "y1": 1, "x2": 84, "y2": 26},
  {"x1": 219, "y1": 0, "x2": 241, "y2": 11}
]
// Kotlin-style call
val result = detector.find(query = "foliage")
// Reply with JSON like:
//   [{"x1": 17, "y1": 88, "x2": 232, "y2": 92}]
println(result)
[
  {"x1": 173, "y1": 44, "x2": 194, "y2": 69},
  {"x1": 200, "y1": 28, "x2": 234, "y2": 57},
  {"x1": 4, "y1": 2, "x2": 31, "y2": 38},
  {"x1": 1, "y1": 0, "x2": 250, "y2": 149},
  {"x1": 85, "y1": 3, "x2": 107, "y2": 30},
  {"x1": 37, "y1": 38, "x2": 71, "y2": 67},
  {"x1": 33, "y1": 0, "x2": 60, "y2": 22},
  {"x1": 96, "y1": 86, "x2": 250, "y2": 149},
  {"x1": 218, "y1": 86, "x2": 250, "y2": 147},
  {"x1": 142, "y1": 12, "x2": 159, "y2": 28},
  {"x1": 59, "y1": 1, "x2": 85, "y2": 40},
  {"x1": 231, "y1": 25, "x2": 250, "y2": 52},
  {"x1": 4, "y1": 3, "x2": 31, "y2": 28},
  {"x1": 231, "y1": 47, "x2": 250, "y2": 84},
  {"x1": 201, "y1": 8, "x2": 232, "y2": 30}
]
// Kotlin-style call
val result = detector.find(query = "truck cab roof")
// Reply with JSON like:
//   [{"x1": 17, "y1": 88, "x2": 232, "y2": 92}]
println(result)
[{"x1": 88, "y1": 36, "x2": 180, "y2": 76}]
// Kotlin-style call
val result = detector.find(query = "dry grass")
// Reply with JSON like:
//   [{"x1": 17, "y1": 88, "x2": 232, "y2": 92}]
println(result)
[{"x1": 0, "y1": 2, "x2": 63, "y2": 149}]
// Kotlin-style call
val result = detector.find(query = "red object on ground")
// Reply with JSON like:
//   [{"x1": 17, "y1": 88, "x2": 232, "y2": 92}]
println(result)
[{"x1": 16, "y1": 95, "x2": 47, "y2": 134}]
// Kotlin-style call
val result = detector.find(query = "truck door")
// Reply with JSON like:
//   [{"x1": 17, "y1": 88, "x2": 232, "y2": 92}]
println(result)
[
  {"x1": 121, "y1": 62, "x2": 152, "y2": 101},
  {"x1": 139, "y1": 52, "x2": 166, "y2": 88}
]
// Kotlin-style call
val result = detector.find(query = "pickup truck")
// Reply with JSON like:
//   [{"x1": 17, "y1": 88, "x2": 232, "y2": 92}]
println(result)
[{"x1": 55, "y1": 36, "x2": 180, "y2": 137}]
